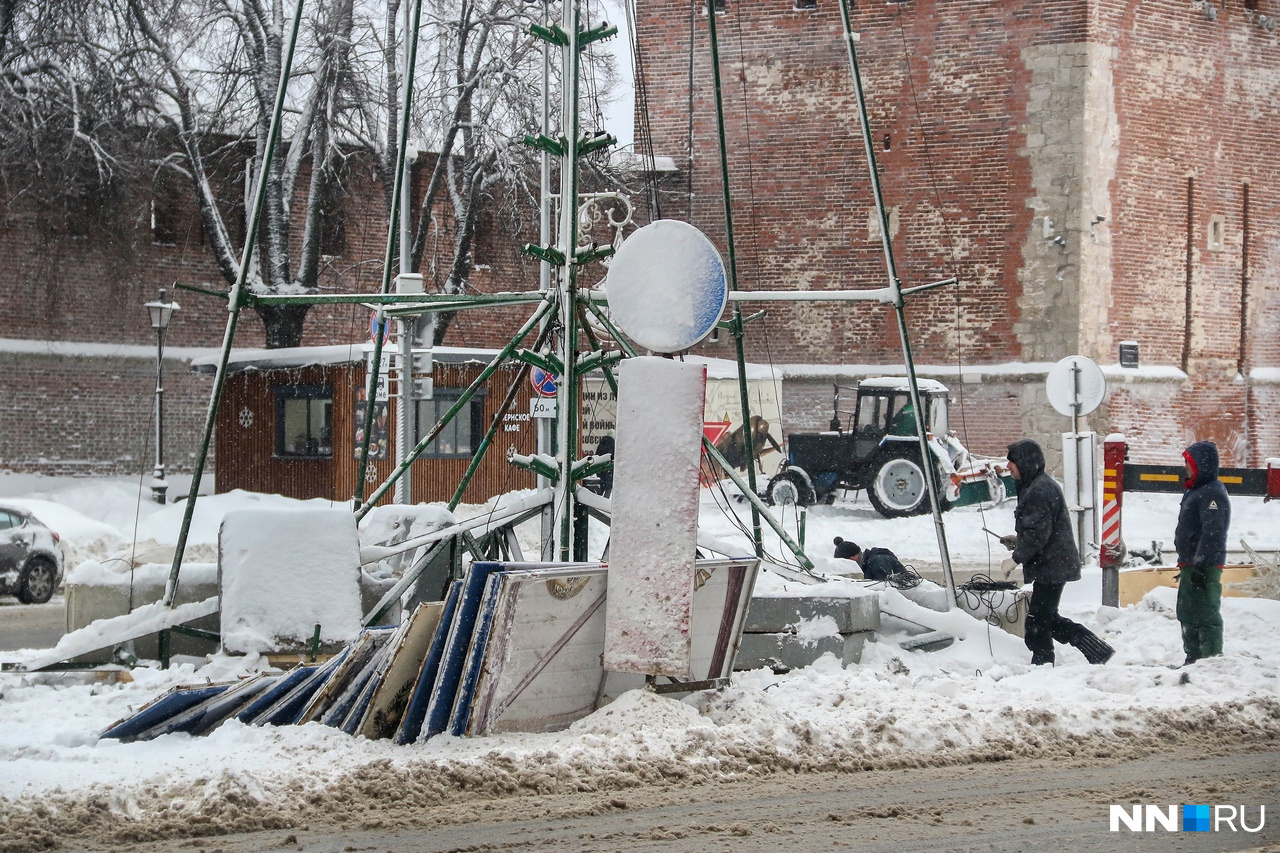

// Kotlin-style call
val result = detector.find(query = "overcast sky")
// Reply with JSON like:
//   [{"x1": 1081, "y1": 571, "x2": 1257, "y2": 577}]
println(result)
[{"x1": 599, "y1": 0, "x2": 635, "y2": 148}]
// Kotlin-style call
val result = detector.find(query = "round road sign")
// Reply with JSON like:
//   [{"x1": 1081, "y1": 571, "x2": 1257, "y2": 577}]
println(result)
[
  {"x1": 369, "y1": 311, "x2": 388, "y2": 345},
  {"x1": 1045, "y1": 355, "x2": 1106, "y2": 417},
  {"x1": 604, "y1": 219, "x2": 727, "y2": 353},
  {"x1": 530, "y1": 367, "x2": 558, "y2": 397}
]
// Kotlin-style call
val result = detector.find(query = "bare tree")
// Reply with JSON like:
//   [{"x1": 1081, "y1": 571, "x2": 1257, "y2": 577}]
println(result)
[
  {"x1": 22, "y1": 0, "x2": 619, "y2": 348},
  {"x1": 344, "y1": 0, "x2": 623, "y2": 346},
  {"x1": 121, "y1": 0, "x2": 358, "y2": 347},
  {"x1": 0, "y1": 0, "x2": 143, "y2": 219}
]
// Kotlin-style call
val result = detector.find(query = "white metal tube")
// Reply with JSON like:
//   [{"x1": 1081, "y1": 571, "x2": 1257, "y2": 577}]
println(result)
[{"x1": 726, "y1": 288, "x2": 895, "y2": 303}]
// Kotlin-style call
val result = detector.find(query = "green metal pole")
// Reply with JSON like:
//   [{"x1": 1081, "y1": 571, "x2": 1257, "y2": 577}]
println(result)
[
  {"x1": 447, "y1": 321, "x2": 555, "y2": 510},
  {"x1": 357, "y1": 298, "x2": 555, "y2": 518},
  {"x1": 703, "y1": 3, "x2": 763, "y2": 559},
  {"x1": 250, "y1": 291, "x2": 549, "y2": 308},
  {"x1": 355, "y1": 0, "x2": 426, "y2": 507},
  {"x1": 162, "y1": 0, "x2": 306, "y2": 612},
  {"x1": 554, "y1": 0, "x2": 584, "y2": 561},
  {"x1": 836, "y1": 0, "x2": 955, "y2": 606}
]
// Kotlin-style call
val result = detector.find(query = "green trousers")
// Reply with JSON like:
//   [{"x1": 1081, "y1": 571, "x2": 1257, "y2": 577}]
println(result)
[{"x1": 1176, "y1": 566, "x2": 1223, "y2": 662}]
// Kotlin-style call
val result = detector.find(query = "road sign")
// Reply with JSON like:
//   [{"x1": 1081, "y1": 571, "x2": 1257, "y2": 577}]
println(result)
[
  {"x1": 531, "y1": 397, "x2": 556, "y2": 419},
  {"x1": 531, "y1": 367, "x2": 557, "y2": 397},
  {"x1": 1046, "y1": 355, "x2": 1106, "y2": 417},
  {"x1": 369, "y1": 311, "x2": 388, "y2": 345},
  {"x1": 703, "y1": 421, "x2": 732, "y2": 446}
]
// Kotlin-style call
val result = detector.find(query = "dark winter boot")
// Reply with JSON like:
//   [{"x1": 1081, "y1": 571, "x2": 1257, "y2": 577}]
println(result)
[{"x1": 1069, "y1": 626, "x2": 1115, "y2": 665}]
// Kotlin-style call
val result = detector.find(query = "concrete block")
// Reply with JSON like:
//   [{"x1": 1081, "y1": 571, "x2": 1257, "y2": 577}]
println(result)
[
  {"x1": 743, "y1": 593, "x2": 880, "y2": 635},
  {"x1": 65, "y1": 577, "x2": 220, "y2": 661},
  {"x1": 734, "y1": 630, "x2": 874, "y2": 672}
]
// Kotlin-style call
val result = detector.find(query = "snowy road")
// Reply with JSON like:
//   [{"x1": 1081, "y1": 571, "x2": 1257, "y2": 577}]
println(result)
[
  {"x1": 108, "y1": 738, "x2": 1280, "y2": 852},
  {"x1": 0, "y1": 597, "x2": 65, "y2": 651}
]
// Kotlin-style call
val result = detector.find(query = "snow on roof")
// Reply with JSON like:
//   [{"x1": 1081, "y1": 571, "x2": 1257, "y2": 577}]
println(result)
[
  {"x1": 678, "y1": 355, "x2": 780, "y2": 382},
  {"x1": 856, "y1": 376, "x2": 949, "y2": 394},
  {"x1": 0, "y1": 337, "x2": 218, "y2": 363},
  {"x1": 189, "y1": 343, "x2": 506, "y2": 374},
  {"x1": 782, "y1": 361, "x2": 1192, "y2": 384},
  {"x1": 609, "y1": 149, "x2": 680, "y2": 173}
]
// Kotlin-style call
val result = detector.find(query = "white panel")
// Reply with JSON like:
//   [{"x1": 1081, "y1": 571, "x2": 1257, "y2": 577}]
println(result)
[
  {"x1": 604, "y1": 357, "x2": 706, "y2": 677},
  {"x1": 218, "y1": 508, "x2": 362, "y2": 654}
]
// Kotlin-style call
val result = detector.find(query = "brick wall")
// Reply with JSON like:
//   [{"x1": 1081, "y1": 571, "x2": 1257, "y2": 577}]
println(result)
[
  {"x1": 0, "y1": 352, "x2": 210, "y2": 476},
  {"x1": 636, "y1": 0, "x2": 1280, "y2": 466},
  {"x1": 0, "y1": 146, "x2": 546, "y2": 476}
]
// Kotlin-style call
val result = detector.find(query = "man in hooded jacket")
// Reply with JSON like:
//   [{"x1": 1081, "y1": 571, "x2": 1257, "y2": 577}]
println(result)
[
  {"x1": 1005, "y1": 439, "x2": 1114, "y2": 665},
  {"x1": 1174, "y1": 440, "x2": 1231, "y2": 664}
]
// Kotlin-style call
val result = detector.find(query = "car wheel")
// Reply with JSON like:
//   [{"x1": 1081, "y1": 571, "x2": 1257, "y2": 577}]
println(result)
[
  {"x1": 867, "y1": 454, "x2": 931, "y2": 518},
  {"x1": 18, "y1": 557, "x2": 58, "y2": 605},
  {"x1": 767, "y1": 470, "x2": 815, "y2": 507}
]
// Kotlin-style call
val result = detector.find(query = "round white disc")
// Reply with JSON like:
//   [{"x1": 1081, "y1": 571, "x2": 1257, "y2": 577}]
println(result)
[
  {"x1": 1045, "y1": 355, "x2": 1106, "y2": 417},
  {"x1": 604, "y1": 220, "x2": 727, "y2": 353}
]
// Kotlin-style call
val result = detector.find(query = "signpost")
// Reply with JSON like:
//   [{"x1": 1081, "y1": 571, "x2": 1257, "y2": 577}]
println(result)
[
  {"x1": 530, "y1": 368, "x2": 557, "y2": 419},
  {"x1": 1045, "y1": 356, "x2": 1106, "y2": 596}
]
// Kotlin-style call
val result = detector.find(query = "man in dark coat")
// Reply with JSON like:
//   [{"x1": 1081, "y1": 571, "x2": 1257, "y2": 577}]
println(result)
[
  {"x1": 1005, "y1": 439, "x2": 1114, "y2": 665},
  {"x1": 1174, "y1": 440, "x2": 1231, "y2": 664}
]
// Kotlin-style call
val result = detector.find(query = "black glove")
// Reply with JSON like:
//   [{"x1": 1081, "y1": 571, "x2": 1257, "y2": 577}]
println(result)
[{"x1": 1190, "y1": 565, "x2": 1209, "y2": 589}]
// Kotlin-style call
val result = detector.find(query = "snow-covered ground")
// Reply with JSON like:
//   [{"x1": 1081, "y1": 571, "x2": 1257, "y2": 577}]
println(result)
[{"x1": 0, "y1": 472, "x2": 1277, "y2": 847}]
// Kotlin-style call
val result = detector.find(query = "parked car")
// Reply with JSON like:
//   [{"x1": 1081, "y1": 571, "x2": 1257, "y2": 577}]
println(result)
[{"x1": 0, "y1": 505, "x2": 65, "y2": 604}]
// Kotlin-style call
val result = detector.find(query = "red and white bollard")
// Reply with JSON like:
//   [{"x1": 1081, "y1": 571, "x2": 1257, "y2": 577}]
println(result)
[{"x1": 1100, "y1": 434, "x2": 1127, "y2": 607}]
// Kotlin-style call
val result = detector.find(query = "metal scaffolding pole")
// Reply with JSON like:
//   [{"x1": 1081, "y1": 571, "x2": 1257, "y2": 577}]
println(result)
[
  {"x1": 162, "y1": 0, "x2": 307, "y2": 614},
  {"x1": 837, "y1": 0, "x2": 955, "y2": 607}
]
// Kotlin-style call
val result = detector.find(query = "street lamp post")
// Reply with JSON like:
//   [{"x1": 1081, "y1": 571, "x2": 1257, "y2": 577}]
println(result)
[{"x1": 144, "y1": 288, "x2": 180, "y2": 504}]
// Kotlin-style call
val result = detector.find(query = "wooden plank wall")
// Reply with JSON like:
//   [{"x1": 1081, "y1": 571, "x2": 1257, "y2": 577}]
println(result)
[
  {"x1": 216, "y1": 365, "x2": 338, "y2": 500},
  {"x1": 218, "y1": 360, "x2": 539, "y2": 506}
]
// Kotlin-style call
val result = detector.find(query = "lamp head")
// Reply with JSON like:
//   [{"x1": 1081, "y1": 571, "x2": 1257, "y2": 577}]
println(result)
[{"x1": 145, "y1": 287, "x2": 180, "y2": 331}]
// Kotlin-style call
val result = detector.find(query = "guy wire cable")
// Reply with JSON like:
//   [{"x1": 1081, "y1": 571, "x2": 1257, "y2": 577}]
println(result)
[
  {"x1": 889, "y1": 1, "x2": 1006, "y2": 573},
  {"x1": 622, "y1": 0, "x2": 663, "y2": 219}
]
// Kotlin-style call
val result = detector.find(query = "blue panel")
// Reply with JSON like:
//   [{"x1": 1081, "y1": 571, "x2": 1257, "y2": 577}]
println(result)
[
  {"x1": 100, "y1": 685, "x2": 228, "y2": 742},
  {"x1": 254, "y1": 666, "x2": 329, "y2": 726},
  {"x1": 423, "y1": 562, "x2": 503, "y2": 739},
  {"x1": 185, "y1": 675, "x2": 278, "y2": 737},
  {"x1": 318, "y1": 629, "x2": 395, "y2": 728},
  {"x1": 448, "y1": 572, "x2": 503, "y2": 736},
  {"x1": 235, "y1": 667, "x2": 313, "y2": 724},
  {"x1": 394, "y1": 580, "x2": 461, "y2": 745}
]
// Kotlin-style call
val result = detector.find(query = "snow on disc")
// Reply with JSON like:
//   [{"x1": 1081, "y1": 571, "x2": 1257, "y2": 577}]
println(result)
[{"x1": 605, "y1": 220, "x2": 727, "y2": 353}]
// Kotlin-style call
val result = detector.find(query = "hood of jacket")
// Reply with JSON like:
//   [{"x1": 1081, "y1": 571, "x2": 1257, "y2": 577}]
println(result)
[
  {"x1": 1006, "y1": 438, "x2": 1046, "y2": 483},
  {"x1": 1183, "y1": 440, "x2": 1220, "y2": 489}
]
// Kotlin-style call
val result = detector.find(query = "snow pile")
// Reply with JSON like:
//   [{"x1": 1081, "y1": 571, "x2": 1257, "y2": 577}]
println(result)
[
  {"x1": 358, "y1": 502, "x2": 455, "y2": 578},
  {"x1": 218, "y1": 508, "x2": 363, "y2": 653},
  {"x1": 8, "y1": 597, "x2": 220, "y2": 672},
  {"x1": 0, "y1": 480, "x2": 1278, "y2": 851},
  {"x1": 2, "y1": 581, "x2": 1277, "y2": 850},
  {"x1": 66, "y1": 561, "x2": 218, "y2": 589}
]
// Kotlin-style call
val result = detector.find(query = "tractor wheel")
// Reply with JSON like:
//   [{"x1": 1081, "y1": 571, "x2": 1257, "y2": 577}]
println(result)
[
  {"x1": 767, "y1": 470, "x2": 815, "y2": 508},
  {"x1": 17, "y1": 557, "x2": 58, "y2": 604},
  {"x1": 867, "y1": 453, "x2": 931, "y2": 518}
]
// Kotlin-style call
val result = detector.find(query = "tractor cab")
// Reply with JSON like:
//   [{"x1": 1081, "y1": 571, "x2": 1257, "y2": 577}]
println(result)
[{"x1": 837, "y1": 377, "x2": 957, "y2": 460}]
